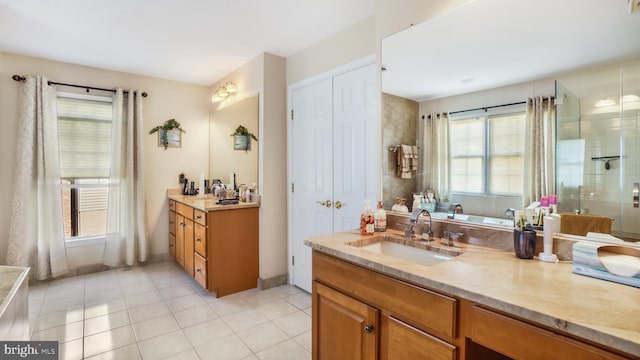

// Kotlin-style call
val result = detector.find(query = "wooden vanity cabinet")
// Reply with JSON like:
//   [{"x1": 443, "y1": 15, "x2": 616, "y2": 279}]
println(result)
[
  {"x1": 168, "y1": 201, "x2": 176, "y2": 258},
  {"x1": 312, "y1": 250, "x2": 638, "y2": 360},
  {"x1": 312, "y1": 251, "x2": 457, "y2": 360},
  {"x1": 470, "y1": 306, "x2": 631, "y2": 360},
  {"x1": 168, "y1": 199, "x2": 259, "y2": 297}
]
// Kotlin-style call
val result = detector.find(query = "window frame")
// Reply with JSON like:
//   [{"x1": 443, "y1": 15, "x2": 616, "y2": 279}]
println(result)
[
  {"x1": 57, "y1": 91, "x2": 113, "y2": 243},
  {"x1": 449, "y1": 105, "x2": 526, "y2": 198}
]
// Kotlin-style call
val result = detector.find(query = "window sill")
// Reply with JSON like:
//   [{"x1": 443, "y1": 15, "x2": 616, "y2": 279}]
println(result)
[{"x1": 65, "y1": 236, "x2": 105, "y2": 248}]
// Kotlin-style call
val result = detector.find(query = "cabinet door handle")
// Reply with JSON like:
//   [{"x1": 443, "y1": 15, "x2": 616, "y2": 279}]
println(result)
[
  {"x1": 196, "y1": 215, "x2": 203, "y2": 219},
  {"x1": 334, "y1": 201, "x2": 345, "y2": 209},
  {"x1": 364, "y1": 324, "x2": 374, "y2": 333},
  {"x1": 634, "y1": 182, "x2": 639, "y2": 208},
  {"x1": 196, "y1": 238, "x2": 201, "y2": 242},
  {"x1": 196, "y1": 268, "x2": 202, "y2": 272}
]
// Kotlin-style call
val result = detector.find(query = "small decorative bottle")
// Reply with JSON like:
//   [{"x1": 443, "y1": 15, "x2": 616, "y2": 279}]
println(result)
[
  {"x1": 374, "y1": 201, "x2": 387, "y2": 232},
  {"x1": 361, "y1": 200, "x2": 375, "y2": 235}
]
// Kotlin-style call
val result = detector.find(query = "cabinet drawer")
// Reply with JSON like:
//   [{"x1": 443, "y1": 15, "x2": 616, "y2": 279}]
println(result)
[
  {"x1": 381, "y1": 316, "x2": 455, "y2": 360},
  {"x1": 169, "y1": 211, "x2": 176, "y2": 235},
  {"x1": 194, "y1": 253, "x2": 207, "y2": 289},
  {"x1": 471, "y1": 306, "x2": 628, "y2": 360},
  {"x1": 313, "y1": 251, "x2": 456, "y2": 339},
  {"x1": 176, "y1": 202, "x2": 193, "y2": 219},
  {"x1": 194, "y1": 209, "x2": 206, "y2": 226},
  {"x1": 194, "y1": 223, "x2": 207, "y2": 257},
  {"x1": 169, "y1": 200, "x2": 176, "y2": 212}
]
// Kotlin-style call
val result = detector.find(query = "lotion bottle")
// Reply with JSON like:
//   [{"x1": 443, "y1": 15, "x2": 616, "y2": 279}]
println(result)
[{"x1": 374, "y1": 201, "x2": 387, "y2": 232}]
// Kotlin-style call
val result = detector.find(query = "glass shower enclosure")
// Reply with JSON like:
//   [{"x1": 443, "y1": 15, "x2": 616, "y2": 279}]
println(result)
[{"x1": 555, "y1": 60, "x2": 640, "y2": 241}]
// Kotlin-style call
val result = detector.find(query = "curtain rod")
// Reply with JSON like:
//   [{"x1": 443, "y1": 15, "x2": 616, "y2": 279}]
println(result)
[
  {"x1": 448, "y1": 96, "x2": 554, "y2": 115},
  {"x1": 12, "y1": 75, "x2": 148, "y2": 97},
  {"x1": 449, "y1": 101, "x2": 526, "y2": 115}
]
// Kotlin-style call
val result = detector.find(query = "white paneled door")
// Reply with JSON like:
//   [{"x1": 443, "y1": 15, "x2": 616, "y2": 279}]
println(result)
[{"x1": 290, "y1": 62, "x2": 376, "y2": 292}]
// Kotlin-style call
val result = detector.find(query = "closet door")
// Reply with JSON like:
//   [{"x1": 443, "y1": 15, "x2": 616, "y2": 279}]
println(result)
[
  {"x1": 332, "y1": 63, "x2": 377, "y2": 231},
  {"x1": 290, "y1": 61, "x2": 377, "y2": 293},
  {"x1": 291, "y1": 78, "x2": 334, "y2": 293}
]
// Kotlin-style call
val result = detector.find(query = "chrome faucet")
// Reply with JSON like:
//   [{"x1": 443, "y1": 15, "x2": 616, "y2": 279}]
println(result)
[
  {"x1": 410, "y1": 208, "x2": 433, "y2": 242},
  {"x1": 505, "y1": 208, "x2": 516, "y2": 219},
  {"x1": 447, "y1": 203, "x2": 463, "y2": 219}
]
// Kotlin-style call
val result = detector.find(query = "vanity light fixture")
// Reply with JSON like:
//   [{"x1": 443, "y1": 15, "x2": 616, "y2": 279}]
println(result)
[
  {"x1": 622, "y1": 94, "x2": 640, "y2": 103},
  {"x1": 595, "y1": 97, "x2": 616, "y2": 107},
  {"x1": 211, "y1": 81, "x2": 238, "y2": 102}
]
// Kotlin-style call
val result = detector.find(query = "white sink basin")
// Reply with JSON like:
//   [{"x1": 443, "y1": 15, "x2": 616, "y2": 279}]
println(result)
[{"x1": 349, "y1": 236, "x2": 459, "y2": 267}]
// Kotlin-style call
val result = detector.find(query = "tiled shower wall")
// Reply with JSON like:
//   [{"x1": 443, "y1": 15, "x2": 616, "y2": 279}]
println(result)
[{"x1": 382, "y1": 93, "x2": 418, "y2": 210}]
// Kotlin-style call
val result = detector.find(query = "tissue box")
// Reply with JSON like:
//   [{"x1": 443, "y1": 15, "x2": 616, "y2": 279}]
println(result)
[{"x1": 573, "y1": 241, "x2": 640, "y2": 288}]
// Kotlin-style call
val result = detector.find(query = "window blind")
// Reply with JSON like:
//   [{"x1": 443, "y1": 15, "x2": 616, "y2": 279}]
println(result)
[{"x1": 57, "y1": 96, "x2": 113, "y2": 178}]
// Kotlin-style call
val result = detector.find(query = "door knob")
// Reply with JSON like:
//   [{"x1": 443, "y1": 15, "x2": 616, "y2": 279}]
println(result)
[
  {"x1": 316, "y1": 200, "x2": 332, "y2": 208},
  {"x1": 364, "y1": 324, "x2": 374, "y2": 333},
  {"x1": 334, "y1": 201, "x2": 345, "y2": 209}
]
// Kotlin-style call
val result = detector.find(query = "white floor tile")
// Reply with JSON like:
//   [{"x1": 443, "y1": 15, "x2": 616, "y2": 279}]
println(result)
[
  {"x1": 84, "y1": 343, "x2": 141, "y2": 360},
  {"x1": 137, "y1": 329, "x2": 193, "y2": 360},
  {"x1": 165, "y1": 293, "x2": 206, "y2": 313},
  {"x1": 83, "y1": 325, "x2": 137, "y2": 358},
  {"x1": 84, "y1": 310, "x2": 131, "y2": 336},
  {"x1": 158, "y1": 284, "x2": 195, "y2": 300},
  {"x1": 84, "y1": 298, "x2": 127, "y2": 319},
  {"x1": 256, "y1": 339, "x2": 310, "y2": 360},
  {"x1": 162, "y1": 348, "x2": 200, "y2": 360},
  {"x1": 58, "y1": 338, "x2": 83, "y2": 360},
  {"x1": 123, "y1": 289, "x2": 163, "y2": 308},
  {"x1": 28, "y1": 261, "x2": 313, "y2": 360},
  {"x1": 131, "y1": 314, "x2": 180, "y2": 341},
  {"x1": 173, "y1": 304, "x2": 219, "y2": 328},
  {"x1": 195, "y1": 334, "x2": 253, "y2": 360},
  {"x1": 127, "y1": 301, "x2": 170, "y2": 324},
  {"x1": 120, "y1": 281, "x2": 157, "y2": 297},
  {"x1": 183, "y1": 318, "x2": 234, "y2": 346},
  {"x1": 237, "y1": 322, "x2": 290, "y2": 353},
  {"x1": 294, "y1": 330, "x2": 312, "y2": 352},
  {"x1": 273, "y1": 311, "x2": 311, "y2": 338},
  {"x1": 222, "y1": 309, "x2": 269, "y2": 333},
  {"x1": 34, "y1": 309, "x2": 84, "y2": 332},
  {"x1": 286, "y1": 292, "x2": 312, "y2": 310},
  {"x1": 256, "y1": 299, "x2": 299, "y2": 320},
  {"x1": 30, "y1": 320, "x2": 83, "y2": 343},
  {"x1": 85, "y1": 287, "x2": 124, "y2": 305}
]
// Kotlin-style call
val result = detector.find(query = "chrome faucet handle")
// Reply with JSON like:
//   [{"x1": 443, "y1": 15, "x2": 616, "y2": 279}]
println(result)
[{"x1": 397, "y1": 223, "x2": 415, "y2": 239}]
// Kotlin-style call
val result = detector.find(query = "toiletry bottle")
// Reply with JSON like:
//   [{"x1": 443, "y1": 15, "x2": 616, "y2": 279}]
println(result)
[
  {"x1": 391, "y1": 198, "x2": 401, "y2": 212},
  {"x1": 374, "y1": 201, "x2": 387, "y2": 232},
  {"x1": 361, "y1": 200, "x2": 375, "y2": 235}
]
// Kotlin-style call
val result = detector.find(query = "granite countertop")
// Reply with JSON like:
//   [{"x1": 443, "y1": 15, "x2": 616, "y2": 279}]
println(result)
[
  {"x1": 0, "y1": 266, "x2": 30, "y2": 316},
  {"x1": 305, "y1": 229, "x2": 640, "y2": 356},
  {"x1": 168, "y1": 193, "x2": 259, "y2": 212}
]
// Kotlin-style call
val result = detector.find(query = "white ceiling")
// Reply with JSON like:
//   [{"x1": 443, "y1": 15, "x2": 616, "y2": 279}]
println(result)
[
  {"x1": 382, "y1": 0, "x2": 640, "y2": 101},
  {"x1": 0, "y1": 0, "x2": 375, "y2": 86}
]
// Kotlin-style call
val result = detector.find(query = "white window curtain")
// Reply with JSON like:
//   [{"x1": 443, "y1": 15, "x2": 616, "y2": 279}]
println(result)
[
  {"x1": 7, "y1": 76, "x2": 69, "y2": 280},
  {"x1": 103, "y1": 89, "x2": 148, "y2": 266},
  {"x1": 523, "y1": 96, "x2": 556, "y2": 207},
  {"x1": 428, "y1": 112, "x2": 450, "y2": 202}
]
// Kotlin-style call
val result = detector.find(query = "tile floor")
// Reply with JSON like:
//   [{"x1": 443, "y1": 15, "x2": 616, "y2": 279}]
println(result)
[{"x1": 28, "y1": 261, "x2": 312, "y2": 360}]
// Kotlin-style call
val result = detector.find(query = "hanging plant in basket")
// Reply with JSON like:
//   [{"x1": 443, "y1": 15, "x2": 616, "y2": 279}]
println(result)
[
  {"x1": 149, "y1": 119, "x2": 186, "y2": 149},
  {"x1": 230, "y1": 125, "x2": 258, "y2": 151}
]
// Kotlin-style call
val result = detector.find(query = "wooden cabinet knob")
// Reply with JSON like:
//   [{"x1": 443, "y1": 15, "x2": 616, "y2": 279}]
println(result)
[{"x1": 364, "y1": 324, "x2": 374, "y2": 333}]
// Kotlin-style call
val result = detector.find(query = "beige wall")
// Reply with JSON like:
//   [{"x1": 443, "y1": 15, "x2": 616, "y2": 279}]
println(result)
[
  {"x1": 209, "y1": 53, "x2": 288, "y2": 281},
  {"x1": 286, "y1": 15, "x2": 376, "y2": 85},
  {"x1": 0, "y1": 52, "x2": 210, "y2": 265}
]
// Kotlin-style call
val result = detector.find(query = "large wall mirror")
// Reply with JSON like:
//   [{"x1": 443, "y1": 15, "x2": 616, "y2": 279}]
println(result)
[
  {"x1": 380, "y1": 0, "x2": 640, "y2": 235},
  {"x1": 209, "y1": 95, "x2": 259, "y2": 189}
]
